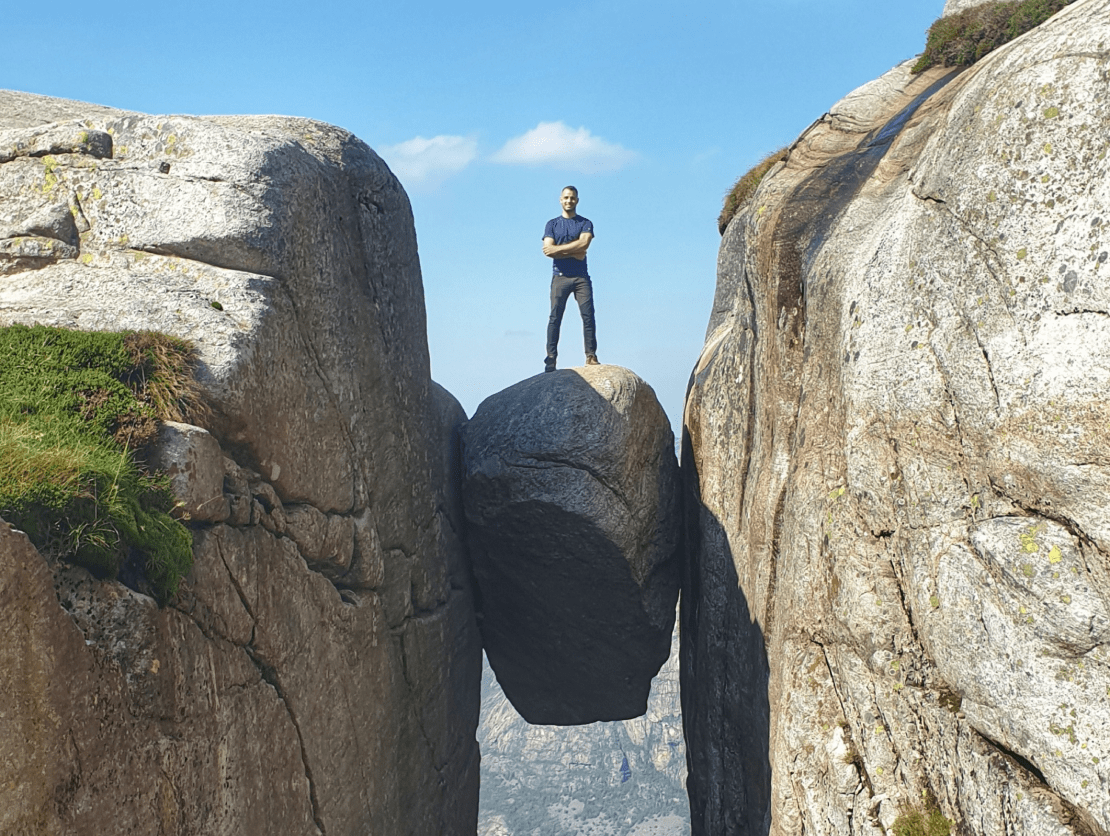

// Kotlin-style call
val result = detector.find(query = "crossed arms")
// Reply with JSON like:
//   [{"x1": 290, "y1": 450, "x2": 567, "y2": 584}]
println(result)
[{"x1": 543, "y1": 232, "x2": 592, "y2": 261}]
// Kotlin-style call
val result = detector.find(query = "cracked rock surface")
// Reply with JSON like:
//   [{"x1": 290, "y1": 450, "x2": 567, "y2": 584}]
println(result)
[
  {"x1": 683, "y1": 3, "x2": 1110, "y2": 834},
  {"x1": 0, "y1": 90, "x2": 481, "y2": 835},
  {"x1": 462, "y1": 365, "x2": 681, "y2": 725}
]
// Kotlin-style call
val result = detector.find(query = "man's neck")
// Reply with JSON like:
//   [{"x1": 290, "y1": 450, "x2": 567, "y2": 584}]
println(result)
[{"x1": 561, "y1": 210, "x2": 577, "y2": 219}]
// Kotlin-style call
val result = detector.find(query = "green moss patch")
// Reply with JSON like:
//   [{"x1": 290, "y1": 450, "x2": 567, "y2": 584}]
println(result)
[
  {"x1": 0, "y1": 324, "x2": 206, "y2": 604},
  {"x1": 718, "y1": 147, "x2": 789, "y2": 235},
  {"x1": 893, "y1": 797, "x2": 953, "y2": 836},
  {"x1": 912, "y1": 0, "x2": 1076, "y2": 73}
]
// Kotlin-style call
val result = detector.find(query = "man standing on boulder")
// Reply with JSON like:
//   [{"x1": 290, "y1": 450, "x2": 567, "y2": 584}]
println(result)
[{"x1": 542, "y1": 185, "x2": 599, "y2": 372}]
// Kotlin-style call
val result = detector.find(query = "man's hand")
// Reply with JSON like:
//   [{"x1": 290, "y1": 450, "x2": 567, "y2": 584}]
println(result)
[{"x1": 542, "y1": 233, "x2": 592, "y2": 260}]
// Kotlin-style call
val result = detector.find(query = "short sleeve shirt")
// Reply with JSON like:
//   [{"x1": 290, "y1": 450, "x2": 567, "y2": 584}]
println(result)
[{"x1": 544, "y1": 215, "x2": 593, "y2": 278}]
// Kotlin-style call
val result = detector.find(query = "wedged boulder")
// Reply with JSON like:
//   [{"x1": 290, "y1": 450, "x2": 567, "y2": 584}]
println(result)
[
  {"x1": 462, "y1": 365, "x2": 681, "y2": 725},
  {"x1": 685, "y1": 2, "x2": 1110, "y2": 834}
]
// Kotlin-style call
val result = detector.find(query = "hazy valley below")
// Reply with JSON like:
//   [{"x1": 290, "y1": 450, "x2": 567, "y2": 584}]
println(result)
[{"x1": 477, "y1": 621, "x2": 687, "y2": 836}]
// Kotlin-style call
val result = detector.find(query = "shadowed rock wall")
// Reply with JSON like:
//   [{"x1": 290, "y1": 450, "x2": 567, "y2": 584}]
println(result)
[{"x1": 683, "y1": 3, "x2": 1110, "y2": 834}]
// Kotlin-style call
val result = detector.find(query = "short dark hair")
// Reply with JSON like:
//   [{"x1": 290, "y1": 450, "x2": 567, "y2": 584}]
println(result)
[{"x1": 562, "y1": 185, "x2": 578, "y2": 196}]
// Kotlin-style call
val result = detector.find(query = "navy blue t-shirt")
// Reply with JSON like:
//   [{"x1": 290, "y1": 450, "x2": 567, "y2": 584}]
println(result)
[{"x1": 544, "y1": 215, "x2": 594, "y2": 278}]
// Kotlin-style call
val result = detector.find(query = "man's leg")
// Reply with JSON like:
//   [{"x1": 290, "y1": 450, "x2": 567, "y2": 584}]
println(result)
[
  {"x1": 546, "y1": 275, "x2": 574, "y2": 370},
  {"x1": 572, "y1": 277, "x2": 597, "y2": 359}
]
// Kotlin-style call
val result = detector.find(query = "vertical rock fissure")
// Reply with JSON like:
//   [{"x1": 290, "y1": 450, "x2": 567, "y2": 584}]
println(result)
[
  {"x1": 931, "y1": 201, "x2": 1022, "y2": 341},
  {"x1": 933, "y1": 367, "x2": 972, "y2": 468},
  {"x1": 964, "y1": 320, "x2": 1003, "y2": 414},
  {"x1": 59, "y1": 727, "x2": 84, "y2": 818},
  {"x1": 889, "y1": 558, "x2": 923, "y2": 649},
  {"x1": 736, "y1": 271, "x2": 760, "y2": 523},
  {"x1": 764, "y1": 486, "x2": 787, "y2": 642},
  {"x1": 393, "y1": 627, "x2": 449, "y2": 835},
  {"x1": 213, "y1": 535, "x2": 326, "y2": 835},
  {"x1": 817, "y1": 641, "x2": 876, "y2": 798},
  {"x1": 214, "y1": 535, "x2": 256, "y2": 625},
  {"x1": 393, "y1": 629, "x2": 445, "y2": 779},
  {"x1": 251, "y1": 655, "x2": 327, "y2": 836}
]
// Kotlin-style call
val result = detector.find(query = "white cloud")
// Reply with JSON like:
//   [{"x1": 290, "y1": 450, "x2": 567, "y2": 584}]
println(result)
[
  {"x1": 377, "y1": 134, "x2": 478, "y2": 188},
  {"x1": 491, "y1": 121, "x2": 636, "y2": 173}
]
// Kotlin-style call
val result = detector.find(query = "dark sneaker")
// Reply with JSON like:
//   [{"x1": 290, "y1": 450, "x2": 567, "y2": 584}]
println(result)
[
  {"x1": 544, "y1": 357, "x2": 556, "y2": 373},
  {"x1": 585, "y1": 354, "x2": 600, "y2": 365}
]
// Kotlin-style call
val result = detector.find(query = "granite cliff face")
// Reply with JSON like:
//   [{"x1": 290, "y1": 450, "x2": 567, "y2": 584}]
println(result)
[
  {"x1": 684, "y1": 2, "x2": 1110, "y2": 834},
  {"x1": 0, "y1": 91, "x2": 481, "y2": 835}
]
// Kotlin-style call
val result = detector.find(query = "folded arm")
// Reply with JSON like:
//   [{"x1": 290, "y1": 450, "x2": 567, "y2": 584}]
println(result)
[{"x1": 542, "y1": 232, "x2": 592, "y2": 261}]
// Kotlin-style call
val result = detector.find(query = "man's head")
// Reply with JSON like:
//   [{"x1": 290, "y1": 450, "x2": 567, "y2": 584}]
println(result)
[{"x1": 560, "y1": 186, "x2": 579, "y2": 218}]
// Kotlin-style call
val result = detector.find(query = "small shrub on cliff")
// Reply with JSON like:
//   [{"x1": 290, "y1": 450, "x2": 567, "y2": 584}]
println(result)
[
  {"x1": 0, "y1": 324, "x2": 204, "y2": 604},
  {"x1": 718, "y1": 147, "x2": 789, "y2": 235},
  {"x1": 892, "y1": 792, "x2": 953, "y2": 836},
  {"x1": 911, "y1": 0, "x2": 1076, "y2": 73},
  {"x1": 122, "y1": 330, "x2": 211, "y2": 428}
]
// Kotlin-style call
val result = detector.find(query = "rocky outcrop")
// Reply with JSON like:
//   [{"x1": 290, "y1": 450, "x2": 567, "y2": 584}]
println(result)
[
  {"x1": 942, "y1": 0, "x2": 996, "y2": 15},
  {"x1": 462, "y1": 365, "x2": 681, "y2": 725},
  {"x1": 0, "y1": 90, "x2": 480, "y2": 835},
  {"x1": 684, "y1": 2, "x2": 1110, "y2": 835}
]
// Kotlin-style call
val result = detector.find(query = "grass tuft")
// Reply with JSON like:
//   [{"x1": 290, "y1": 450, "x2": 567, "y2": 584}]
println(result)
[
  {"x1": 911, "y1": 0, "x2": 1076, "y2": 73},
  {"x1": 0, "y1": 324, "x2": 206, "y2": 604},
  {"x1": 892, "y1": 791, "x2": 954, "y2": 836},
  {"x1": 122, "y1": 330, "x2": 211, "y2": 430},
  {"x1": 719, "y1": 147, "x2": 789, "y2": 235}
]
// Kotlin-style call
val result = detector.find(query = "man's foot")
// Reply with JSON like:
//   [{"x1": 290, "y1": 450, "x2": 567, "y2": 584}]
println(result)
[
  {"x1": 586, "y1": 354, "x2": 600, "y2": 365},
  {"x1": 544, "y1": 357, "x2": 556, "y2": 373}
]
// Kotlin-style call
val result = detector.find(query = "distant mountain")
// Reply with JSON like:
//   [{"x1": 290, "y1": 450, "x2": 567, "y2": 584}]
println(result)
[{"x1": 477, "y1": 620, "x2": 687, "y2": 836}]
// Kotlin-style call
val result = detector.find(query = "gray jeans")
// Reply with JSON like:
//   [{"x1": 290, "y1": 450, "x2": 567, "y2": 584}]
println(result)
[{"x1": 545, "y1": 274, "x2": 596, "y2": 364}]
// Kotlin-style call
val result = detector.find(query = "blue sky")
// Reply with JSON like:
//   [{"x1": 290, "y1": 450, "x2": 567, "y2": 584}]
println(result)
[{"x1": 4, "y1": 0, "x2": 941, "y2": 427}]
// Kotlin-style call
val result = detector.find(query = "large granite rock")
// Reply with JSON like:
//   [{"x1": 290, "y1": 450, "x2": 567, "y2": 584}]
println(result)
[
  {"x1": 685, "y1": 2, "x2": 1110, "y2": 834},
  {"x1": 0, "y1": 90, "x2": 480, "y2": 835},
  {"x1": 462, "y1": 365, "x2": 681, "y2": 725}
]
